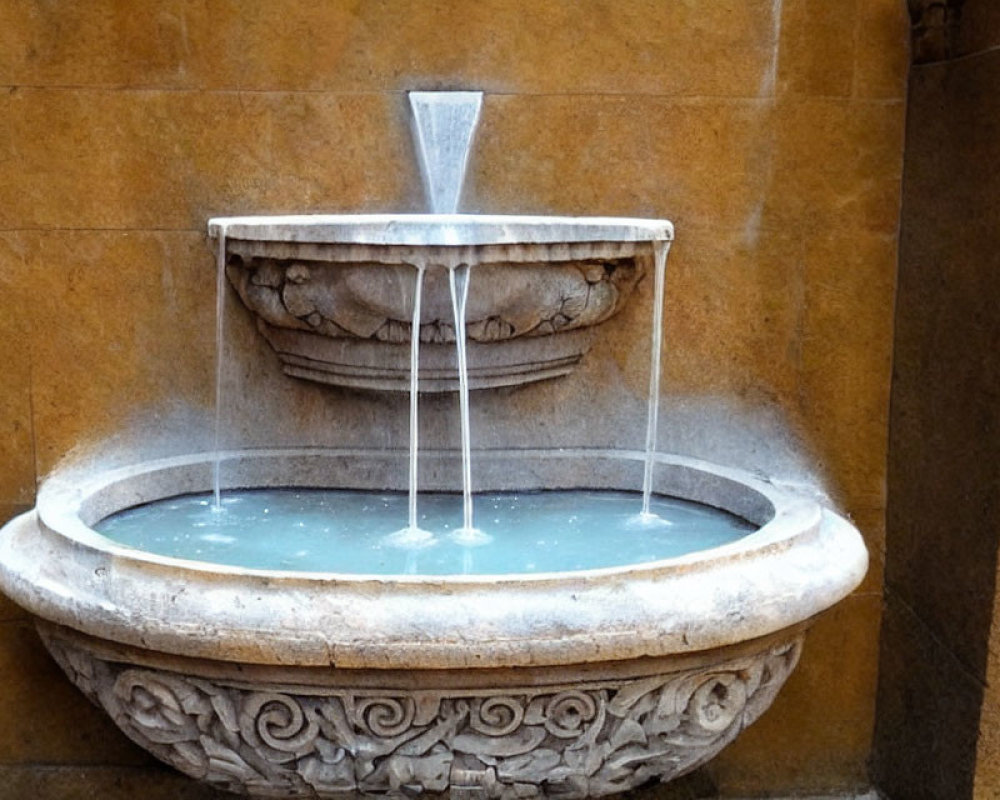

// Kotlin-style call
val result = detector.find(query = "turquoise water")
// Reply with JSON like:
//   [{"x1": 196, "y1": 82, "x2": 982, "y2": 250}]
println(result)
[{"x1": 94, "y1": 489, "x2": 755, "y2": 576}]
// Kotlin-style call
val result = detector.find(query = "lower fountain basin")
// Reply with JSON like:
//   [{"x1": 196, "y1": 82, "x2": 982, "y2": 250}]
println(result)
[{"x1": 0, "y1": 449, "x2": 866, "y2": 798}]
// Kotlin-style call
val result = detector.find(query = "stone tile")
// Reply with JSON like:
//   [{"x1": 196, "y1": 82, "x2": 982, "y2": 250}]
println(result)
[
  {"x1": 798, "y1": 230, "x2": 897, "y2": 514},
  {"x1": 472, "y1": 94, "x2": 774, "y2": 233},
  {"x1": 4, "y1": 0, "x2": 244, "y2": 90},
  {"x1": 26, "y1": 231, "x2": 217, "y2": 475},
  {"x1": 853, "y1": 0, "x2": 911, "y2": 99},
  {"x1": 7, "y1": 0, "x2": 780, "y2": 98},
  {"x1": 777, "y1": 0, "x2": 858, "y2": 97},
  {"x1": 0, "y1": 765, "x2": 226, "y2": 799},
  {"x1": 766, "y1": 97, "x2": 905, "y2": 235},
  {"x1": 7, "y1": 89, "x2": 410, "y2": 230},
  {"x1": 7, "y1": 89, "x2": 267, "y2": 230},
  {"x1": 872, "y1": 593, "x2": 981, "y2": 800},
  {"x1": 0, "y1": 233, "x2": 35, "y2": 506},
  {"x1": 709, "y1": 594, "x2": 880, "y2": 795},
  {"x1": 260, "y1": 91, "x2": 417, "y2": 214},
  {"x1": 0, "y1": 89, "x2": 16, "y2": 230},
  {"x1": 0, "y1": 621, "x2": 151, "y2": 764},
  {"x1": 654, "y1": 225, "x2": 804, "y2": 403}
]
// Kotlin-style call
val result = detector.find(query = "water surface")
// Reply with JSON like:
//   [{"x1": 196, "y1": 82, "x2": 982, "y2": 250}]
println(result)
[{"x1": 95, "y1": 489, "x2": 755, "y2": 576}]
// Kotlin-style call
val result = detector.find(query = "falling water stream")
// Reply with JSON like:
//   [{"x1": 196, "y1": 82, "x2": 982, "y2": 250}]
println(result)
[
  {"x1": 448, "y1": 263, "x2": 488, "y2": 543},
  {"x1": 640, "y1": 239, "x2": 672, "y2": 522},
  {"x1": 212, "y1": 223, "x2": 228, "y2": 512}
]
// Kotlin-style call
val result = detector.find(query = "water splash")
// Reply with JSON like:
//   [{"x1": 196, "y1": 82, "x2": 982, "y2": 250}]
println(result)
[{"x1": 408, "y1": 91, "x2": 484, "y2": 213}]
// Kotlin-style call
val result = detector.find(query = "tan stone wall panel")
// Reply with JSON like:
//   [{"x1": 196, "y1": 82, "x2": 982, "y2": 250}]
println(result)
[
  {"x1": 8, "y1": 89, "x2": 415, "y2": 230},
  {"x1": 3, "y1": 0, "x2": 244, "y2": 90},
  {"x1": 26, "y1": 231, "x2": 216, "y2": 475},
  {"x1": 474, "y1": 95, "x2": 775, "y2": 230},
  {"x1": 799, "y1": 230, "x2": 898, "y2": 513},
  {"x1": 767, "y1": 98, "x2": 906, "y2": 235},
  {"x1": 5, "y1": 0, "x2": 781, "y2": 98},
  {"x1": 0, "y1": 234, "x2": 35, "y2": 506},
  {"x1": 709, "y1": 594, "x2": 881, "y2": 793},
  {"x1": 779, "y1": 0, "x2": 859, "y2": 97},
  {"x1": 854, "y1": 0, "x2": 911, "y2": 99},
  {"x1": 0, "y1": 621, "x2": 149, "y2": 764}
]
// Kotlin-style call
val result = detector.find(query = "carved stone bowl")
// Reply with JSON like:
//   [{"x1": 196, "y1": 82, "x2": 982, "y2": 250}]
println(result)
[
  {"x1": 208, "y1": 215, "x2": 673, "y2": 392},
  {"x1": 0, "y1": 449, "x2": 867, "y2": 798}
]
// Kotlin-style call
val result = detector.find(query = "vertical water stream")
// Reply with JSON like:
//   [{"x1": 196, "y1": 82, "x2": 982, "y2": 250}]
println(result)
[
  {"x1": 640, "y1": 238, "x2": 672, "y2": 521},
  {"x1": 448, "y1": 263, "x2": 487, "y2": 542},
  {"x1": 212, "y1": 224, "x2": 228, "y2": 512},
  {"x1": 405, "y1": 91, "x2": 484, "y2": 551},
  {"x1": 406, "y1": 264, "x2": 428, "y2": 534}
]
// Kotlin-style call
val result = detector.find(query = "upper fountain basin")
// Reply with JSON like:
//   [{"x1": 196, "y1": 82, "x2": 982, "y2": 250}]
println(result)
[{"x1": 208, "y1": 214, "x2": 673, "y2": 392}]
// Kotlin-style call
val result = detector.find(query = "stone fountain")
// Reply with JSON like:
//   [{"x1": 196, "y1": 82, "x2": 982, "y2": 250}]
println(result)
[{"x1": 0, "y1": 91, "x2": 867, "y2": 799}]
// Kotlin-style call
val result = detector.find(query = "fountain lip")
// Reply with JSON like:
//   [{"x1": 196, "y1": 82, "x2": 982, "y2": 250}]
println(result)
[{"x1": 207, "y1": 213, "x2": 674, "y2": 248}]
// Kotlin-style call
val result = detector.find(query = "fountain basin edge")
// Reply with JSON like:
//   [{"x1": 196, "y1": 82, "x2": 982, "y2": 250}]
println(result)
[
  {"x1": 0, "y1": 448, "x2": 864, "y2": 670},
  {"x1": 0, "y1": 448, "x2": 866, "y2": 798}
]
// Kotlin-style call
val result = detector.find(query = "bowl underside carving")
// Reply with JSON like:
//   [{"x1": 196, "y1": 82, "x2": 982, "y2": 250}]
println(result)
[{"x1": 42, "y1": 624, "x2": 803, "y2": 800}]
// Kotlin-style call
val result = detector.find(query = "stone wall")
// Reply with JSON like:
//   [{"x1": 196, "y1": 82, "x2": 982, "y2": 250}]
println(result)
[
  {"x1": 0, "y1": 2, "x2": 908, "y2": 796},
  {"x1": 874, "y1": 1, "x2": 1000, "y2": 798}
]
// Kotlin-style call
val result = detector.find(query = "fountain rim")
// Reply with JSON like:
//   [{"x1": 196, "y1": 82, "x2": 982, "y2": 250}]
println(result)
[
  {"x1": 34, "y1": 447, "x2": 808, "y2": 586},
  {"x1": 0, "y1": 447, "x2": 868, "y2": 668},
  {"x1": 207, "y1": 213, "x2": 674, "y2": 248}
]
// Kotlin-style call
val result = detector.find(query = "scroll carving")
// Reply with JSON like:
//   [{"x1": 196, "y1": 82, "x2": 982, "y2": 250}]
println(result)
[{"x1": 43, "y1": 633, "x2": 803, "y2": 799}]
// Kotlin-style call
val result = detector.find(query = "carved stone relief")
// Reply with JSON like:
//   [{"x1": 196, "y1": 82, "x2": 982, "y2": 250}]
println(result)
[
  {"x1": 222, "y1": 249, "x2": 647, "y2": 392},
  {"x1": 227, "y1": 257, "x2": 642, "y2": 345},
  {"x1": 42, "y1": 631, "x2": 803, "y2": 799}
]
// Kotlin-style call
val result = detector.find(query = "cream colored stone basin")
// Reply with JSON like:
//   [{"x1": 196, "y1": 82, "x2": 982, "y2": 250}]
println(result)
[
  {"x1": 0, "y1": 449, "x2": 866, "y2": 798},
  {"x1": 210, "y1": 214, "x2": 673, "y2": 392}
]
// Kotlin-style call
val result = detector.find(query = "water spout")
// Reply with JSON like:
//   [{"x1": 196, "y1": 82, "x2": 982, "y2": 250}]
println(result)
[{"x1": 408, "y1": 91, "x2": 483, "y2": 213}]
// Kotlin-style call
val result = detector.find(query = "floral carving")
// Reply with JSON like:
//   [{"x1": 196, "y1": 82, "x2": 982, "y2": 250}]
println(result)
[
  {"x1": 226, "y1": 256, "x2": 643, "y2": 346},
  {"x1": 42, "y1": 632, "x2": 803, "y2": 799}
]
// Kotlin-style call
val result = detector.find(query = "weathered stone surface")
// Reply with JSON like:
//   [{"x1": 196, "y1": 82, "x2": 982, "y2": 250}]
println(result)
[
  {"x1": 0, "y1": 621, "x2": 149, "y2": 765},
  {"x1": 1, "y1": 0, "x2": 781, "y2": 98}
]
